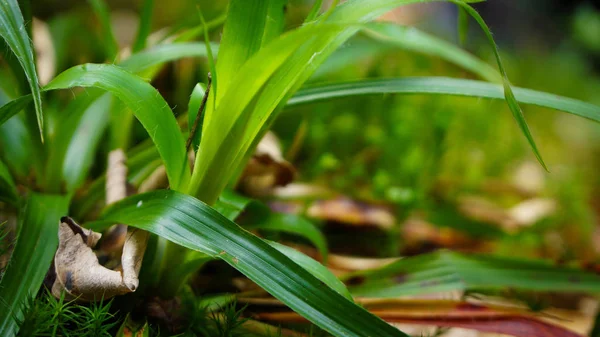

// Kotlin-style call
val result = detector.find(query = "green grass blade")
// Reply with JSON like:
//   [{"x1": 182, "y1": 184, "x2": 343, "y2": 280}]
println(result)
[
  {"x1": 304, "y1": 0, "x2": 324, "y2": 23},
  {"x1": 0, "y1": 159, "x2": 17, "y2": 205},
  {"x1": 118, "y1": 42, "x2": 219, "y2": 74},
  {"x1": 362, "y1": 22, "x2": 499, "y2": 82},
  {"x1": 288, "y1": 77, "x2": 600, "y2": 123},
  {"x1": 0, "y1": 115, "x2": 40, "y2": 180},
  {"x1": 246, "y1": 211, "x2": 328, "y2": 262},
  {"x1": 267, "y1": 241, "x2": 350, "y2": 300},
  {"x1": 43, "y1": 91, "x2": 104, "y2": 192},
  {"x1": 0, "y1": 94, "x2": 32, "y2": 126},
  {"x1": 449, "y1": 0, "x2": 547, "y2": 170},
  {"x1": 0, "y1": 193, "x2": 70, "y2": 335},
  {"x1": 187, "y1": 83, "x2": 207, "y2": 151},
  {"x1": 214, "y1": 189, "x2": 254, "y2": 220},
  {"x1": 214, "y1": 0, "x2": 272, "y2": 103},
  {"x1": 311, "y1": 37, "x2": 392, "y2": 80},
  {"x1": 0, "y1": 0, "x2": 43, "y2": 138},
  {"x1": 63, "y1": 93, "x2": 112, "y2": 191},
  {"x1": 457, "y1": 6, "x2": 469, "y2": 45},
  {"x1": 43, "y1": 64, "x2": 191, "y2": 191},
  {"x1": 97, "y1": 190, "x2": 408, "y2": 337},
  {"x1": 262, "y1": 0, "x2": 287, "y2": 46},
  {"x1": 132, "y1": 0, "x2": 154, "y2": 52},
  {"x1": 88, "y1": 0, "x2": 119, "y2": 60},
  {"x1": 350, "y1": 251, "x2": 600, "y2": 297},
  {"x1": 214, "y1": 191, "x2": 328, "y2": 260},
  {"x1": 172, "y1": 12, "x2": 227, "y2": 43},
  {"x1": 197, "y1": 8, "x2": 217, "y2": 114}
]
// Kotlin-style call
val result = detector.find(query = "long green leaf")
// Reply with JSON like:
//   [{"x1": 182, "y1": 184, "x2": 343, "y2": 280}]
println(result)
[
  {"x1": 261, "y1": 0, "x2": 287, "y2": 46},
  {"x1": 43, "y1": 64, "x2": 191, "y2": 191},
  {"x1": 362, "y1": 22, "x2": 499, "y2": 82},
  {"x1": 43, "y1": 90, "x2": 104, "y2": 192},
  {"x1": 88, "y1": 0, "x2": 119, "y2": 60},
  {"x1": 0, "y1": 159, "x2": 17, "y2": 205},
  {"x1": 267, "y1": 241, "x2": 350, "y2": 300},
  {"x1": 0, "y1": 114, "x2": 39, "y2": 180},
  {"x1": 0, "y1": 93, "x2": 31, "y2": 126},
  {"x1": 97, "y1": 190, "x2": 407, "y2": 337},
  {"x1": 349, "y1": 251, "x2": 600, "y2": 297},
  {"x1": 187, "y1": 82, "x2": 207, "y2": 151},
  {"x1": 0, "y1": 0, "x2": 44, "y2": 138},
  {"x1": 0, "y1": 193, "x2": 70, "y2": 335},
  {"x1": 214, "y1": 191, "x2": 329, "y2": 260},
  {"x1": 63, "y1": 93, "x2": 112, "y2": 191},
  {"x1": 172, "y1": 12, "x2": 227, "y2": 43},
  {"x1": 246, "y1": 211, "x2": 328, "y2": 262},
  {"x1": 304, "y1": 0, "x2": 324, "y2": 23},
  {"x1": 118, "y1": 42, "x2": 219, "y2": 74},
  {"x1": 132, "y1": 0, "x2": 154, "y2": 52},
  {"x1": 214, "y1": 0, "x2": 271, "y2": 103},
  {"x1": 287, "y1": 77, "x2": 600, "y2": 123},
  {"x1": 449, "y1": 0, "x2": 546, "y2": 170}
]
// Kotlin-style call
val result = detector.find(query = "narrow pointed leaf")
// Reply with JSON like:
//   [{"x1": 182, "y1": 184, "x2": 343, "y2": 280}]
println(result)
[
  {"x1": 63, "y1": 93, "x2": 112, "y2": 191},
  {"x1": 118, "y1": 42, "x2": 218, "y2": 74},
  {"x1": 132, "y1": 0, "x2": 154, "y2": 52},
  {"x1": 261, "y1": 0, "x2": 287, "y2": 46},
  {"x1": 449, "y1": 0, "x2": 546, "y2": 169},
  {"x1": 43, "y1": 64, "x2": 190, "y2": 191},
  {"x1": 362, "y1": 22, "x2": 499, "y2": 82},
  {"x1": 187, "y1": 82, "x2": 207, "y2": 151},
  {"x1": 88, "y1": 0, "x2": 119, "y2": 60},
  {"x1": 97, "y1": 190, "x2": 407, "y2": 337},
  {"x1": 215, "y1": 0, "x2": 271, "y2": 102},
  {"x1": 304, "y1": 0, "x2": 324, "y2": 23},
  {"x1": 0, "y1": 159, "x2": 17, "y2": 204},
  {"x1": 457, "y1": 6, "x2": 469, "y2": 45},
  {"x1": 0, "y1": 114, "x2": 39, "y2": 179},
  {"x1": 246, "y1": 211, "x2": 328, "y2": 262},
  {"x1": 0, "y1": 93, "x2": 32, "y2": 126},
  {"x1": 267, "y1": 241, "x2": 350, "y2": 300},
  {"x1": 288, "y1": 77, "x2": 600, "y2": 123},
  {"x1": 172, "y1": 13, "x2": 227, "y2": 43},
  {"x1": 0, "y1": 193, "x2": 70, "y2": 335},
  {"x1": 0, "y1": 0, "x2": 44, "y2": 138},
  {"x1": 349, "y1": 251, "x2": 600, "y2": 298}
]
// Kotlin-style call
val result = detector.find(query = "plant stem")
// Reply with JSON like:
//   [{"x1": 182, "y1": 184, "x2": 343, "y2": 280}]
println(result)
[{"x1": 186, "y1": 73, "x2": 212, "y2": 153}]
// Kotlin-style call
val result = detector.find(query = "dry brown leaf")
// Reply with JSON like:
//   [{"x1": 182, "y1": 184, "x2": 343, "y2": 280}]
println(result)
[
  {"x1": 238, "y1": 132, "x2": 296, "y2": 197},
  {"x1": 458, "y1": 196, "x2": 556, "y2": 232},
  {"x1": 306, "y1": 197, "x2": 396, "y2": 230},
  {"x1": 52, "y1": 217, "x2": 130, "y2": 301},
  {"x1": 53, "y1": 149, "x2": 149, "y2": 300},
  {"x1": 33, "y1": 18, "x2": 55, "y2": 86},
  {"x1": 253, "y1": 299, "x2": 586, "y2": 337}
]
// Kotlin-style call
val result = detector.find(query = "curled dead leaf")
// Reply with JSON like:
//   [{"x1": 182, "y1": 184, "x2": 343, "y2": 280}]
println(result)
[
  {"x1": 52, "y1": 217, "x2": 130, "y2": 301},
  {"x1": 459, "y1": 196, "x2": 557, "y2": 233},
  {"x1": 306, "y1": 197, "x2": 396, "y2": 230},
  {"x1": 401, "y1": 217, "x2": 486, "y2": 254},
  {"x1": 239, "y1": 132, "x2": 296, "y2": 197},
  {"x1": 52, "y1": 149, "x2": 149, "y2": 300}
]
